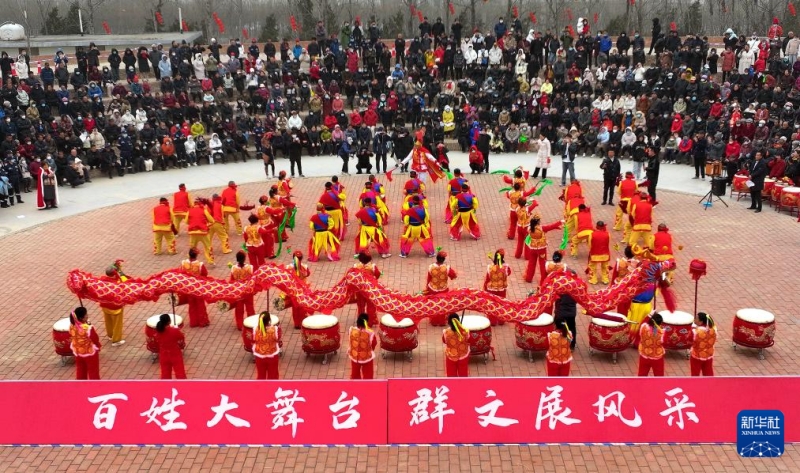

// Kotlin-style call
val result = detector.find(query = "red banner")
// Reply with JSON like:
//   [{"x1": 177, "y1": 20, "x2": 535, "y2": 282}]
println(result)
[
  {"x1": 0, "y1": 381, "x2": 386, "y2": 445},
  {"x1": 387, "y1": 378, "x2": 800, "y2": 444}
]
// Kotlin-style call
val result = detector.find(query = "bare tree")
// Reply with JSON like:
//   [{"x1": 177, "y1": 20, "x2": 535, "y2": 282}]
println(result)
[
  {"x1": 32, "y1": 0, "x2": 55, "y2": 35},
  {"x1": 84, "y1": 0, "x2": 108, "y2": 34}
]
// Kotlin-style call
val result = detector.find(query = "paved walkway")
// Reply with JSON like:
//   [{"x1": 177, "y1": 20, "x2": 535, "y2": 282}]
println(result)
[{"x1": 0, "y1": 151, "x2": 722, "y2": 236}]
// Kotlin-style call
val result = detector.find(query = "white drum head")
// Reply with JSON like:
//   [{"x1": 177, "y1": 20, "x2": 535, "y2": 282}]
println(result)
[
  {"x1": 461, "y1": 314, "x2": 490, "y2": 330},
  {"x1": 302, "y1": 314, "x2": 338, "y2": 329},
  {"x1": 53, "y1": 318, "x2": 71, "y2": 332},
  {"x1": 381, "y1": 314, "x2": 414, "y2": 328},
  {"x1": 591, "y1": 313, "x2": 624, "y2": 327},
  {"x1": 784, "y1": 187, "x2": 800, "y2": 192},
  {"x1": 522, "y1": 313, "x2": 554, "y2": 326},
  {"x1": 243, "y1": 315, "x2": 258, "y2": 329},
  {"x1": 736, "y1": 308, "x2": 775, "y2": 324},
  {"x1": 764, "y1": 178, "x2": 775, "y2": 183},
  {"x1": 659, "y1": 310, "x2": 694, "y2": 325},
  {"x1": 147, "y1": 314, "x2": 180, "y2": 328}
]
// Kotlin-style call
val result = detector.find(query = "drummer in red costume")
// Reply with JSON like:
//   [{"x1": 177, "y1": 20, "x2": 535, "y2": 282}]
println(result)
[
  {"x1": 505, "y1": 182, "x2": 536, "y2": 240},
  {"x1": 610, "y1": 245, "x2": 639, "y2": 319},
  {"x1": 70, "y1": 307, "x2": 101, "y2": 380},
  {"x1": 349, "y1": 313, "x2": 378, "y2": 379},
  {"x1": 450, "y1": 183, "x2": 481, "y2": 241},
  {"x1": 587, "y1": 221, "x2": 611, "y2": 284},
  {"x1": 187, "y1": 198, "x2": 215, "y2": 263},
  {"x1": 401, "y1": 141, "x2": 445, "y2": 183},
  {"x1": 651, "y1": 223, "x2": 679, "y2": 284},
  {"x1": 400, "y1": 195, "x2": 435, "y2": 258},
  {"x1": 483, "y1": 249, "x2": 511, "y2": 325},
  {"x1": 446, "y1": 168, "x2": 467, "y2": 224},
  {"x1": 172, "y1": 183, "x2": 192, "y2": 234},
  {"x1": 308, "y1": 203, "x2": 341, "y2": 262},
  {"x1": 152, "y1": 197, "x2": 177, "y2": 255},
  {"x1": 221, "y1": 181, "x2": 243, "y2": 234},
  {"x1": 443, "y1": 313, "x2": 470, "y2": 377},
  {"x1": 286, "y1": 251, "x2": 311, "y2": 328},
  {"x1": 524, "y1": 215, "x2": 563, "y2": 284},
  {"x1": 253, "y1": 311, "x2": 281, "y2": 379},
  {"x1": 243, "y1": 214, "x2": 265, "y2": 269},
  {"x1": 319, "y1": 181, "x2": 346, "y2": 240},
  {"x1": 353, "y1": 252, "x2": 382, "y2": 326},
  {"x1": 691, "y1": 312, "x2": 716, "y2": 376},
  {"x1": 614, "y1": 172, "x2": 638, "y2": 240},
  {"x1": 569, "y1": 204, "x2": 594, "y2": 257},
  {"x1": 331, "y1": 176, "x2": 349, "y2": 226},
  {"x1": 425, "y1": 251, "x2": 458, "y2": 325},
  {"x1": 209, "y1": 194, "x2": 233, "y2": 255},
  {"x1": 180, "y1": 248, "x2": 210, "y2": 327},
  {"x1": 355, "y1": 197, "x2": 391, "y2": 258},
  {"x1": 637, "y1": 313, "x2": 665, "y2": 377},
  {"x1": 100, "y1": 265, "x2": 126, "y2": 346},
  {"x1": 229, "y1": 251, "x2": 255, "y2": 331},
  {"x1": 514, "y1": 197, "x2": 539, "y2": 258},
  {"x1": 546, "y1": 320, "x2": 573, "y2": 377},
  {"x1": 629, "y1": 192, "x2": 654, "y2": 248},
  {"x1": 155, "y1": 313, "x2": 187, "y2": 379}
]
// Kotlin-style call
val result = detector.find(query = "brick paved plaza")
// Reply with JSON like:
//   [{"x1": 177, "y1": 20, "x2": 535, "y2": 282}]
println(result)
[{"x1": 0, "y1": 171, "x2": 796, "y2": 471}]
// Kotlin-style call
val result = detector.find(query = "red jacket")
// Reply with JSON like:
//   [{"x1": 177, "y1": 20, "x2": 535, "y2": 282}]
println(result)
[{"x1": 156, "y1": 326, "x2": 185, "y2": 355}]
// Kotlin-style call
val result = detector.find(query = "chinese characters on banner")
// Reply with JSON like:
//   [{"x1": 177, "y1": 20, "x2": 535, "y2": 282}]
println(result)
[{"x1": 0, "y1": 378, "x2": 797, "y2": 445}]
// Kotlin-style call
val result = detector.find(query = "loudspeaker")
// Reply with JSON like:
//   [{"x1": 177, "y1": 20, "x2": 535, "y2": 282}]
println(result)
[{"x1": 711, "y1": 177, "x2": 727, "y2": 197}]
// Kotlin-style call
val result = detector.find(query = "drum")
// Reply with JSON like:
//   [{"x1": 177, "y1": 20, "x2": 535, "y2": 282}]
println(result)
[
  {"x1": 733, "y1": 309, "x2": 776, "y2": 355},
  {"x1": 705, "y1": 161, "x2": 722, "y2": 177},
  {"x1": 461, "y1": 315, "x2": 494, "y2": 361},
  {"x1": 659, "y1": 310, "x2": 694, "y2": 351},
  {"x1": 731, "y1": 174, "x2": 749, "y2": 200},
  {"x1": 144, "y1": 314, "x2": 184, "y2": 354},
  {"x1": 779, "y1": 187, "x2": 800, "y2": 214},
  {"x1": 515, "y1": 313, "x2": 554, "y2": 360},
  {"x1": 301, "y1": 315, "x2": 340, "y2": 362},
  {"x1": 771, "y1": 182, "x2": 787, "y2": 204},
  {"x1": 762, "y1": 178, "x2": 775, "y2": 198},
  {"x1": 52, "y1": 318, "x2": 73, "y2": 360},
  {"x1": 242, "y1": 314, "x2": 281, "y2": 353},
  {"x1": 378, "y1": 314, "x2": 419, "y2": 358},
  {"x1": 588, "y1": 312, "x2": 629, "y2": 361}
]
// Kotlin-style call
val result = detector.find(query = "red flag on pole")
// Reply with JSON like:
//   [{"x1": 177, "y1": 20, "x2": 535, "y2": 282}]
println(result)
[{"x1": 449, "y1": 2, "x2": 456, "y2": 15}]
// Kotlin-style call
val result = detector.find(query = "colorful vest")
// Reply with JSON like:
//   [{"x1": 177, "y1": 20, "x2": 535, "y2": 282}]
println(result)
[
  {"x1": 691, "y1": 326, "x2": 716, "y2": 360},
  {"x1": 545, "y1": 261, "x2": 568, "y2": 274},
  {"x1": 70, "y1": 325, "x2": 97, "y2": 357},
  {"x1": 508, "y1": 190, "x2": 522, "y2": 210},
  {"x1": 456, "y1": 192, "x2": 476, "y2": 211},
  {"x1": 428, "y1": 264, "x2": 451, "y2": 291},
  {"x1": 406, "y1": 207, "x2": 426, "y2": 225},
  {"x1": 638, "y1": 324, "x2": 665, "y2": 359},
  {"x1": 278, "y1": 179, "x2": 292, "y2": 198},
  {"x1": 349, "y1": 327, "x2": 374, "y2": 362},
  {"x1": 187, "y1": 206, "x2": 210, "y2": 233},
  {"x1": 546, "y1": 331, "x2": 571, "y2": 364},
  {"x1": 221, "y1": 187, "x2": 238, "y2": 209},
  {"x1": 652, "y1": 231, "x2": 673, "y2": 255},
  {"x1": 244, "y1": 225, "x2": 263, "y2": 247},
  {"x1": 182, "y1": 260, "x2": 204, "y2": 276},
  {"x1": 575, "y1": 210, "x2": 593, "y2": 233},
  {"x1": 589, "y1": 229, "x2": 610, "y2": 258},
  {"x1": 173, "y1": 191, "x2": 190, "y2": 213},
  {"x1": 527, "y1": 227, "x2": 547, "y2": 249},
  {"x1": 311, "y1": 213, "x2": 331, "y2": 231},
  {"x1": 443, "y1": 328, "x2": 470, "y2": 360},
  {"x1": 485, "y1": 264, "x2": 509, "y2": 291},
  {"x1": 153, "y1": 204, "x2": 172, "y2": 225},
  {"x1": 516, "y1": 207, "x2": 531, "y2": 228},
  {"x1": 253, "y1": 325, "x2": 279, "y2": 356},
  {"x1": 230, "y1": 264, "x2": 253, "y2": 281},
  {"x1": 632, "y1": 202, "x2": 653, "y2": 228},
  {"x1": 619, "y1": 179, "x2": 637, "y2": 200}
]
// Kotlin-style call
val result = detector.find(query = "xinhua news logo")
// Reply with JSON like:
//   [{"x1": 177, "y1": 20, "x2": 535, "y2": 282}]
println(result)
[{"x1": 737, "y1": 410, "x2": 784, "y2": 457}]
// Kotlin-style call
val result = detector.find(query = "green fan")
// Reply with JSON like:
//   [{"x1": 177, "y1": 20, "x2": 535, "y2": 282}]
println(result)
[{"x1": 490, "y1": 170, "x2": 512, "y2": 175}]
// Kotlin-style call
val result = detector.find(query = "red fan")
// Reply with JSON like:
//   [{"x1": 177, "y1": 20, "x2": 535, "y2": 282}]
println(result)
[
  {"x1": 155, "y1": 11, "x2": 164, "y2": 26},
  {"x1": 449, "y1": 2, "x2": 456, "y2": 15},
  {"x1": 102, "y1": 21, "x2": 111, "y2": 34},
  {"x1": 529, "y1": 12, "x2": 537, "y2": 24},
  {"x1": 512, "y1": 5, "x2": 519, "y2": 18}
]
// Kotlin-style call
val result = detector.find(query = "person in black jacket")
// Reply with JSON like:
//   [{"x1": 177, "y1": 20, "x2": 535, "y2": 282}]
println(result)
[
  {"x1": 692, "y1": 132, "x2": 708, "y2": 180},
  {"x1": 649, "y1": 19, "x2": 661, "y2": 55},
  {"x1": 748, "y1": 151, "x2": 767, "y2": 212},
  {"x1": 645, "y1": 145, "x2": 661, "y2": 203},
  {"x1": 477, "y1": 126, "x2": 491, "y2": 173},
  {"x1": 600, "y1": 149, "x2": 621, "y2": 205}
]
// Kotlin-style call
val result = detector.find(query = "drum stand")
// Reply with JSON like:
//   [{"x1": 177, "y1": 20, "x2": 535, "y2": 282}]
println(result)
[
  {"x1": 381, "y1": 349, "x2": 413, "y2": 361},
  {"x1": 588, "y1": 348, "x2": 620, "y2": 364},
  {"x1": 731, "y1": 343, "x2": 768, "y2": 360}
]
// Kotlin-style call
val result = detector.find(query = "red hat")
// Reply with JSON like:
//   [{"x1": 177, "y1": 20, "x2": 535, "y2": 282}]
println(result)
[{"x1": 437, "y1": 250, "x2": 448, "y2": 258}]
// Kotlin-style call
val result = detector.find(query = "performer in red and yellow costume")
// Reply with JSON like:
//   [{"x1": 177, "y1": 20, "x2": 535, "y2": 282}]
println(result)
[
  {"x1": 505, "y1": 182, "x2": 536, "y2": 240},
  {"x1": 443, "y1": 313, "x2": 470, "y2": 377},
  {"x1": 449, "y1": 183, "x2": 481, "y2": 240},
  {"x1": 308, "y1": 203, "x2": 341, "y2": 262},
  {"x1": 614, "y1": 172, "x2": 638, "y2": 241},
  {"x1": 610, "y1": 245, "x2": 639, "y2": 317},
  {"x1": 690, "y1": 312, "x2": 716, "y2": 377},
  {"x1": 368, "y1": 175, "x2": 389, "y2": 223},
  {"x1": 400, "y1": 195, "x2": 435, "y2": 258},
  {"x1": 514, "y1": 197, "x2": 539, "y2": 259},
  {"x1": 629, "y1": 192, "x2": 654, "y2": 248},
  {"x1": 359, "y1": 181, "x2": 390, "y2": 228},
  {"x1": 569, "y1": 204, "x2": 594, "y2": 257},
  {"x1": 269, "y1": 186, "x2": 295, "y2": 243},
  {"x1": 355, "y1": 197, "x2": 391, "y2": 258},
  {"x1": 172, "y1": 183, "x2": 191, "y2": 234},
  {"x1": 243, "y1": 214, "x2": 265, "y2": 269},
  {"x1": 353, "y1": 251, "x2": 382, "y2": 326},
  {"x1": 331, "y1": 175, "x2": 349, "y2": 226},
  {"x1": 319, "y1": 181, "x2": 346, "y2": 240},
  {"x1": 277, "y1": 170, "x2": 293, "y2": 202},
  {"x1": 502, "y1": 167, "x2": 530, "y2": 192},
  {"x1": 401, "y1": 141, "x2": 445, "y2": 183},
  {"x1": 209, "y1": 194, "x2": 232, "y2": 255},
  {"x1": 546, "y1": 320, "x2": 573, "y2": 377},
  {"x1": 545, "y1": 250, "x2": 569, "y2": 275},
  {"x1": 404, "y1": 171, "x2": 427, "y2": 198},
  {"x1": 626, "y1": 245, "x2": 656, "y2": 345},
  {"x1": 70, "y1": 307, "x2": 101, "y2": 380},
  {"x1": 229, "y1": 251, "x2": 255, "y2": 331},
  {"x1": 638, "y1": 313, "x2": 665, "y2": 377},
  {"x1": 152, "y1": 197, "x2": 177, "y2": 255},
  {"x1": 425, "y1": 251, "x2": 458, "y2": 325},
  {"x1": 100, "y1": 265, "x2": 126, "y2": 346},
  {"x1": 651, "y1": 223, "x2": 678, "y2": 284},
  {"x1": 483, "y1": 249, "x2": 511, "y2": 325},
  {"x1": 221, "y1": 180, "x2": 243, "y2": 234},
  {"x1": 180, "y1": 248, "x2": 210, "y2": 327},
  {"x1": 587, "y1": 220, "x2": 610, "y2": 284},
  {"x1": 446, "y1": 168, "x2": 467, "y2": 224},
  {"x1": 286, "y1": 251, "x2": 311, "y2": 328},
  {"x1": 349, "y1": 313, "x2": 378, "y2": 379},
  {"x1": 524, "y1": 215, "x2": 563, "y2": 284},
  {"x1": 255, "y1": 195, "x2": 278, "y2": 259},
  {"x1": 187, "y1": 198, "x2": 215, "y2": 263},
  {"x1": 253, "y1": 311, "x2": 281, "y2": 379}
]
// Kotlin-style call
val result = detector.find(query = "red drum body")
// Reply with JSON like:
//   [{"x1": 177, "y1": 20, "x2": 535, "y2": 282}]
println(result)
[
  {"x1": 242, "y1": 314, "x2": 281, "y2": 353},
  {"x1": 379, "y1": 315, "x2": 419, "y2": 353},
  {"x1": 301, "y1": 315, "x2": 341, "y2": 355},
  {"x1": 462, "y1": 315, "x2": 493, "y2": 356},
  {"x1": 772, "y1": 182, "x2": 787, "y2": 203},
  {"x1": 588, "y1": 313, "x2": 629, "y2": 353},
  {"x1": 515, "y1": 313, "x2": 554, "y2": 352},
  {"x1": 733, "y1": 309, "x2": 776, "y2": 349},
  {"x1": 144, "y1": 314, "x2": 184, "y2": 354},
  {"x1": 779, "y1": 187, "x2": 800, "y2": 213},
  {"x1": 52, "y1": 318, "x2": 73, "y2": 357},
  {"x1": 659, "y1": 310, "x2": 694, "y2": 350},
  {"x1": 762, "y1": 178, "x2": 775, "y2": 198},
  {"x1": 732, "y1": 174, "x2": 750, "y2": 198}
]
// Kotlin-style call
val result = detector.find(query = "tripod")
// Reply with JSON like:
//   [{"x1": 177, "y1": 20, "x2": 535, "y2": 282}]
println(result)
[{"x1": 699, "y1": 169, "x2": 729, "y2": 210}]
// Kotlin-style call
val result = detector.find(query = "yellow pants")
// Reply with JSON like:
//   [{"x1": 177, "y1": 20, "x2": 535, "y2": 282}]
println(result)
[
  {"x1": 223, "y1": 210, "x2": 243, "y2": 234},
  {"x1": 209, "y1": 222, "x2": 232, "y2": 254},
  {"x1": 629, "y1": 230, "x2": 653, "y2": 248},
  {"x1": 588, "y1": 261, "x2": 610, "y2": 284},
  {"x1": 173, "y1": 212, "x2": 188, "y2": 234},
  {"x1": 613, "y1": 200, "x2": 629, "y2": 231},
  {"x1": 570, "y1": 230, "x2": 592, "y2": 256},
  {"x1": 102, "y1": 307, "x2": 124, "y2": 343},
  {"x1": 153, "y1": 231, "x2": 176, "y2": 255},
  {"x1": 327, "y1": 208, "x2": 344, "y2": 237},
  {"x1": 189, "y1": 233, "x2": 214, "y2": 263}
]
